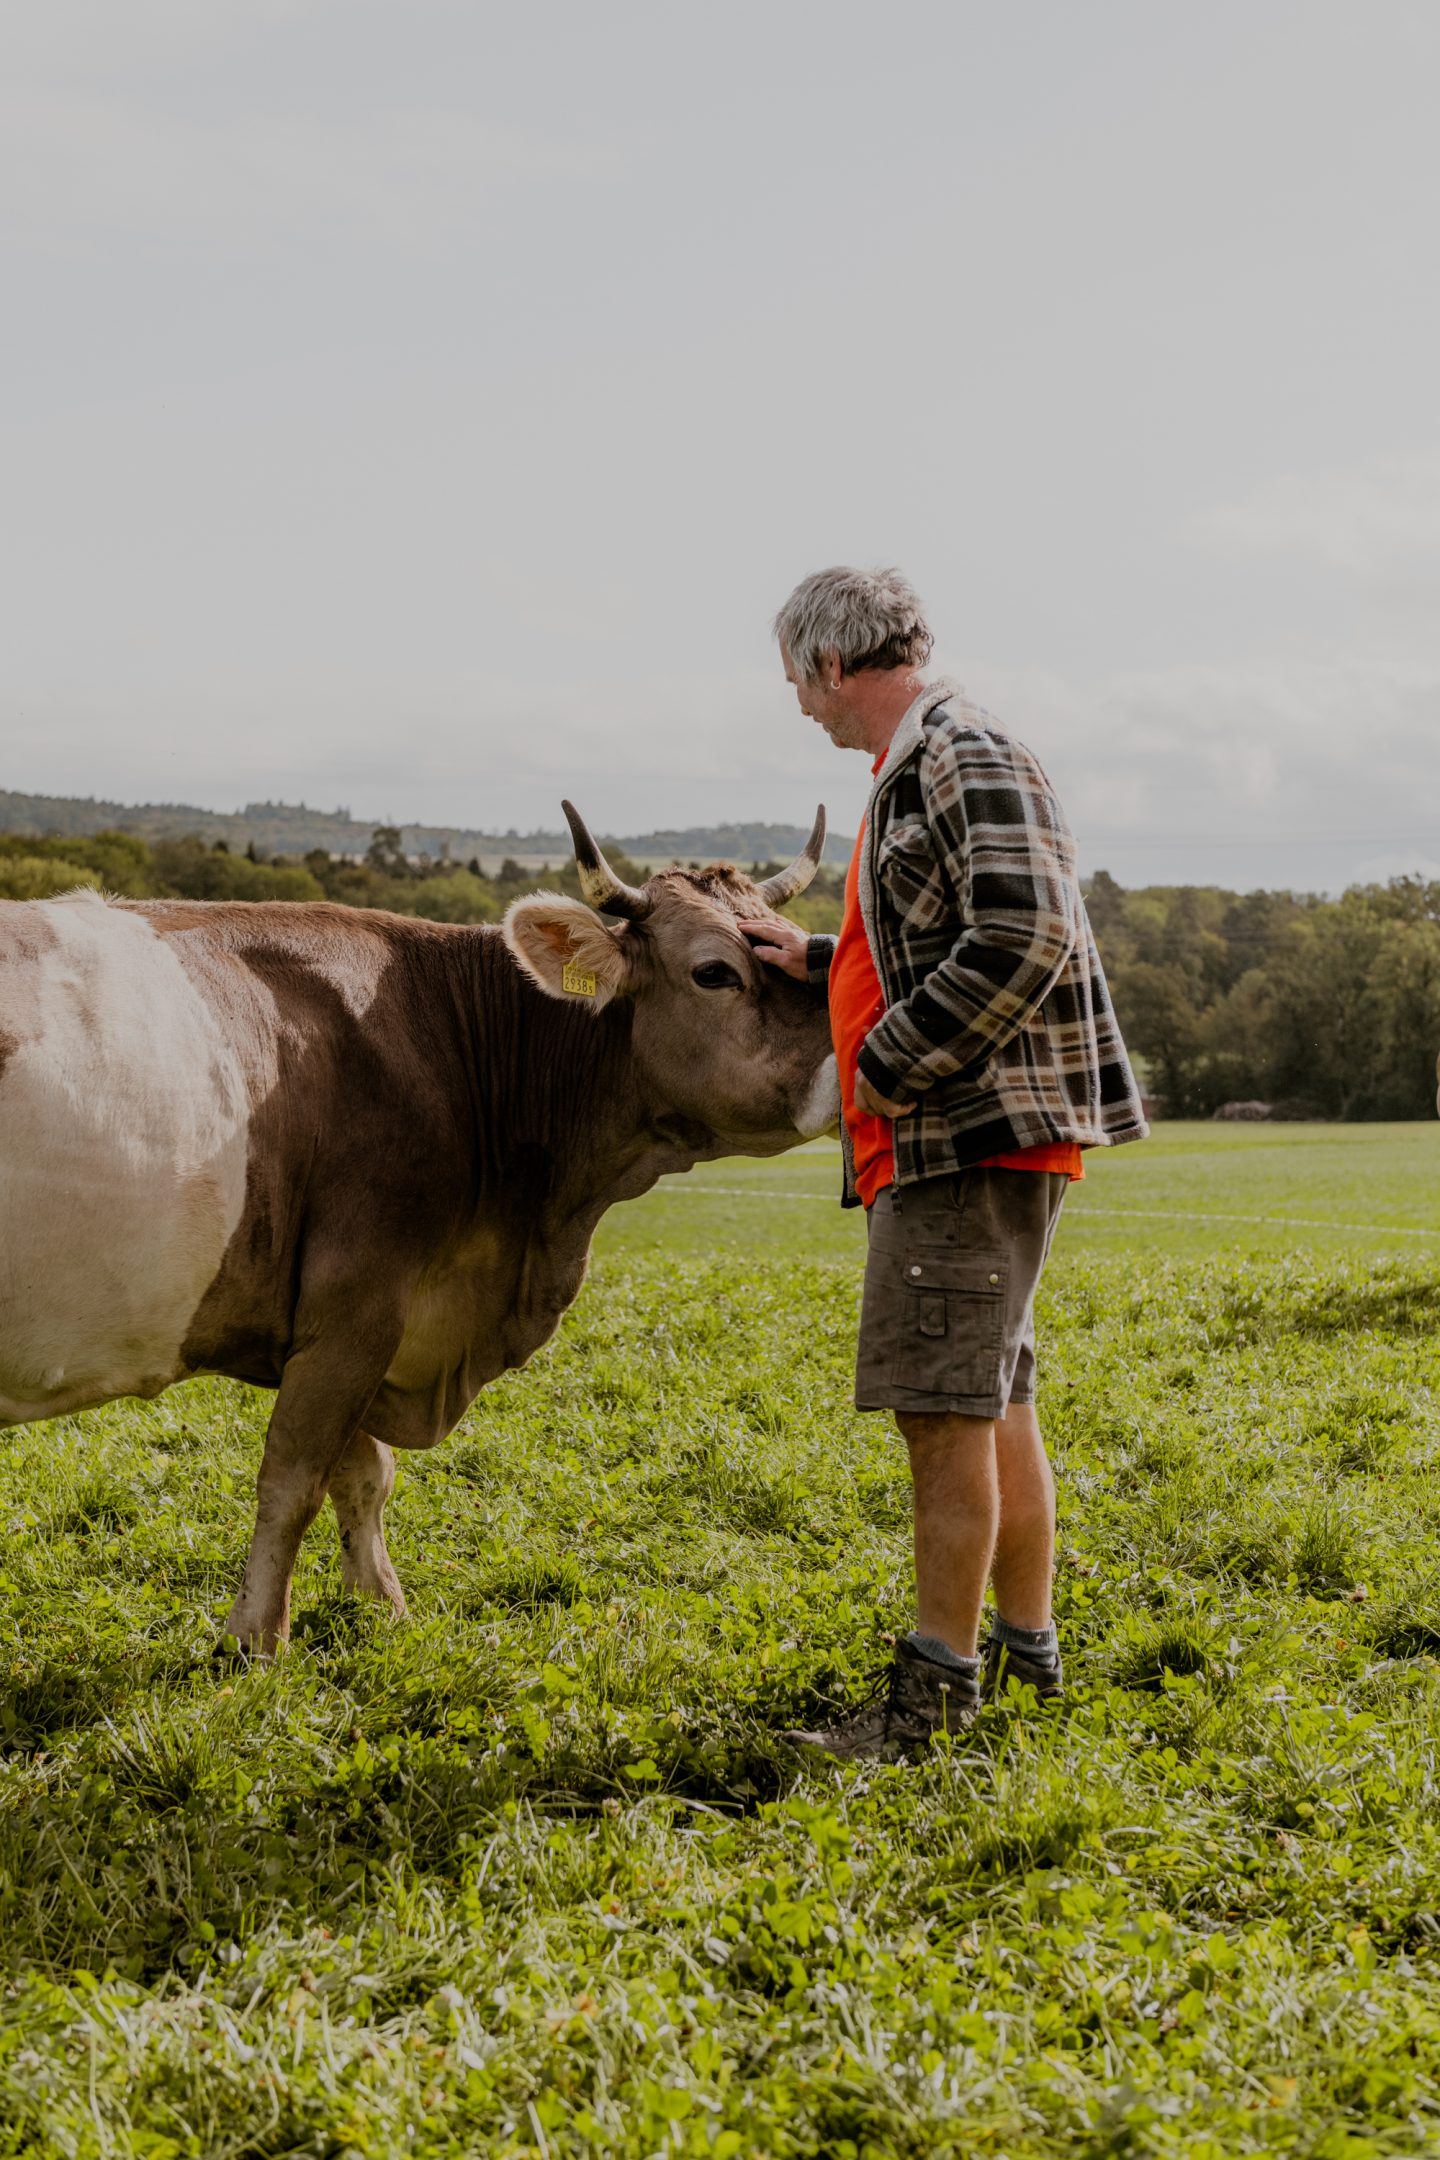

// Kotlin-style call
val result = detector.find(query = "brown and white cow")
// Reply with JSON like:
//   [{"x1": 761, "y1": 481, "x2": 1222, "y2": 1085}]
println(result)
[{"x1": 0, "y1": 804, "x2": 837, "y2": 1649}]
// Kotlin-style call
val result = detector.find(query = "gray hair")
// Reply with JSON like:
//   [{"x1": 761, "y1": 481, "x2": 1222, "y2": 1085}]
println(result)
[{"x1": 772, "y1": 565, "x2": 933, "y2": 680}]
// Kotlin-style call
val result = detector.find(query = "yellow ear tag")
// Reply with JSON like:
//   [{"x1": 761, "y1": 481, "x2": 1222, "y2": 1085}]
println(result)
[{"x1": 562, "y1": 959, "x2": 598, "y2": 997}]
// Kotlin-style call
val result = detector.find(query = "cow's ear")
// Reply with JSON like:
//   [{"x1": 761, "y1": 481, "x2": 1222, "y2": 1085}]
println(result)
[{"x1": 502, "y1": 894, "x2": 631, "y2": 1010}]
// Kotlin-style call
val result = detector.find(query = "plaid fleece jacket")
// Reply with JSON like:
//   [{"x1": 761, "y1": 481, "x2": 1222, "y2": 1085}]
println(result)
[{"x1": 807, "y1": 682, "x2": 1147, "y2": 1202}]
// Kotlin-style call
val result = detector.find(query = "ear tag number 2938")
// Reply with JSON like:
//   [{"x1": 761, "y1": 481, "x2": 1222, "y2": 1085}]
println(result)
[{"x1": 562, "y1": 959, "x2": 598, "y2": 997}]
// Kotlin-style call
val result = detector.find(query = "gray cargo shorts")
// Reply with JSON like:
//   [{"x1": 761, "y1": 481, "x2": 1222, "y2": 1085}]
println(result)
[{"x1": 855, "y1": 1167, "x2": 1070, "y2": 1420}]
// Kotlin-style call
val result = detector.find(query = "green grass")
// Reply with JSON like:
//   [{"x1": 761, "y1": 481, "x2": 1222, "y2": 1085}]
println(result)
[
  {"x1": 602, "y1": 1121, "x2": 1440, "y2": 1261},
  {"x1": 2, "y1": 1126, "x2": 1439, "y2": 2155}
]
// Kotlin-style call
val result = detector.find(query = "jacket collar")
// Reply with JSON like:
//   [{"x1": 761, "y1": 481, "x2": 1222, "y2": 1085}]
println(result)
[
  {"x1": 869, "y1": 677, "x2": 963, "y2": 798},
  {"x1": 854, "y1": 678, "x2": 963, "y2": 991}
]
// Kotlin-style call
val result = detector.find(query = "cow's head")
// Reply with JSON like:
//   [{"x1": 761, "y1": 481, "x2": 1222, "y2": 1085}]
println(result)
[{"x1": 504, "y1": 803, "x2": 839, "y2": 1153}]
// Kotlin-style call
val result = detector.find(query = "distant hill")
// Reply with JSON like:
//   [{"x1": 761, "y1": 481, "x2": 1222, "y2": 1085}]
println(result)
[{"x1": 0, "y1": 788, "x2": 853, "y2": 869}]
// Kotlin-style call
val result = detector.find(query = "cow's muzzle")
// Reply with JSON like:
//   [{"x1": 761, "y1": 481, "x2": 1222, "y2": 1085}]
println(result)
[{"x1": 794, "y1": 1054, "x2": 841, "y2": 1140}]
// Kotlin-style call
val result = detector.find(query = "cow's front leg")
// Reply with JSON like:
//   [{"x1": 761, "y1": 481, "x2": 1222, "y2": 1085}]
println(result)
[
  {"x1": 223, "y1": 1424, "x2": 332, "y2": 1656},
  {"x1": 328, "y1": 1429, "x2": 406, "y2": 1618},
  {"x1": 223, "y1": 1296, "x2": 404, "y2": 1655}
]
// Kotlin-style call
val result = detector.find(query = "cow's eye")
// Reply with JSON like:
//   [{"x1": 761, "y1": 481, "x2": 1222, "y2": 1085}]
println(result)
[{"x1": 691, "y1": 960, "x2": 743, "y2": 990}]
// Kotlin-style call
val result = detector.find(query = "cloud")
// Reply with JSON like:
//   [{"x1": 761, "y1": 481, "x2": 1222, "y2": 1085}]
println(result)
[
  {"x1": 956, "y1": 651, "x2": 1440, "y2": 889},
  {"x1": 1190, "y1": 452, "x2": 1440, "y2": 577},
  {"x1": 8, "y1": 650, "x2": 1436, "y2": 895},
  {"x1": 1, "y1": 87, "x2": 618, "y2": 250},
  {"x1": 0, "y1": 663, "x2": 873, "y2": 842},
  {"x1": 6, "y1": 0, "x2": 323, "y2": 59}
]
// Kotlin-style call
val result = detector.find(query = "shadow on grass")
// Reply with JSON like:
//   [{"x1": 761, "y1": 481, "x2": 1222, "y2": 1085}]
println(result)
[
  {"x1": 1371, "y1": 1617, "x2": 1440, "y2": 1660},
  {"x1": 0, "y1": 1684, "x2": 808, "y2": 1987},
  {"x1": 0, "y1": 1656, "x2": 141, "y2": 1752},
  {"x1": 1273, "y1": 1272, "x2": 1440, "y2": 1341},
  {"x1": 1111, "y1": 1623, "x2": 1214, "y2": 1694}
]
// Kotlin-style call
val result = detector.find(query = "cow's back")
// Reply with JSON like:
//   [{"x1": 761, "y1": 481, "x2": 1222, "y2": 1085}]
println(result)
[{"x1": 0, "y1": 890, "x2": 256, "y2": 1422}]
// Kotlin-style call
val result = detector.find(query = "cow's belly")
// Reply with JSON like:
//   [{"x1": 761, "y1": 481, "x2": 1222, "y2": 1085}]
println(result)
[{"x1": 0, "y1": 894, "x2": 251, "y2": 1425}]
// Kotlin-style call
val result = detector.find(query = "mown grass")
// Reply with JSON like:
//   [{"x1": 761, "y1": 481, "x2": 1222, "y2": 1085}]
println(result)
[
  {"x1": 2, "y1": 1135, "x2": 1439, "y2": 2155},
  {"x1": 607, "y1": 1121, "x2": 1440, "y2": 1262}
]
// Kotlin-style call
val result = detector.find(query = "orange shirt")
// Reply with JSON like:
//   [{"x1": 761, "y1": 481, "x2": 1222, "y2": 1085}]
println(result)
[
  {"x1": 981, "y1": 1141, "x2": 1086, "y2": 1176},
  {"x1": 829, "y1": 802, "x2": 897, "y2": 1208},
  {"x1": 828, "y1": 794, "x2": 1083, "y2": 1207}
]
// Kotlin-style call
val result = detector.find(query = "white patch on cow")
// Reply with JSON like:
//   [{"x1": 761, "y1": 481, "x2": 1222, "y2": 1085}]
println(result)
[
  {"x1": 0, "y1": 891, "x2": 251, "y2": 1422},
  {"x1": 794, "y1": 1053, "x2": 841, "y2": 1139},
  {"x1": 309, "y1": 940, "x2": 384, "y2": 1019},
  {"x1": 148, "y1": 895, "x2": 385, "y2": 1022}
]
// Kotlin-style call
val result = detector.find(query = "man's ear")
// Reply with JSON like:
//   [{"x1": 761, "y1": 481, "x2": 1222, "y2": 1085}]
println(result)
[{"x1": 502, "y1": 893, "x2": 631, "y2": 1010}]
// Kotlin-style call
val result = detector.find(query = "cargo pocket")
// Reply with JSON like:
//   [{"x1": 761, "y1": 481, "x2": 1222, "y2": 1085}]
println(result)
[{"x1": 890, "y1": 1252, "x2": 1008, "y2": 1399}]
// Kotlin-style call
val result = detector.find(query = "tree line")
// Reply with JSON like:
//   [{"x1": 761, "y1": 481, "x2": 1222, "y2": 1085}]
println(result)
[
  {"x1": 1089, "y1": 871, "x2": 1440, "y2": 1122},
  {"x1": 2, "y1": 827, "x2": 1436, "y2": 1120},
  {"x1": 0, "y1": 826, "x2": 847, "y2": 936},
  {"x1": 0, "y1": 788, "x2": 853, "y2": 870}
]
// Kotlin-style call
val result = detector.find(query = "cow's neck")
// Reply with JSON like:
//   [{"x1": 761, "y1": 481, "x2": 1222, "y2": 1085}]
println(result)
[
  {"x1": 366, "y1": 931, "x2": 734, "y2": 1440},
  {"x1": 452, "y1": 930, "x2": 719, "y2": 1241},
  {"x1": 524, "y1": 1054, "x2": 718, "y2": 1248}
]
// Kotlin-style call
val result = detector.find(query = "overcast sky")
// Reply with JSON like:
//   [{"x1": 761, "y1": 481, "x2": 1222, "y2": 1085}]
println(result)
[{"x1": 5, "y1": 1, "x2": 1437, "y2": 888}]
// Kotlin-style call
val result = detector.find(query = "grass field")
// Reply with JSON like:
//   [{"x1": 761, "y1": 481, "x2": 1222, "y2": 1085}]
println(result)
[
  {"x1": 2, "y1": 1124, "x2": 1439, "y2": 2156},
  {"x1": 605, "y1": 1121, "x2": 1440, "y2": 1263}
]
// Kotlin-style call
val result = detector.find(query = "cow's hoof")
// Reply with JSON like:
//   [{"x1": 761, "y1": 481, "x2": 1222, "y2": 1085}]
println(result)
[{"x1": 212, "y1": 1630, "x2": 280, "y2": 1665}]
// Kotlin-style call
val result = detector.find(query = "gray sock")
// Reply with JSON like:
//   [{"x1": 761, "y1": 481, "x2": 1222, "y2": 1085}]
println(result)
[
  {"x1": 906, "y1": 1631, "x2": 982, "y2": 1679},
  {"x1": 992, "y1": 1614, "x2": 1059, "y2": 1664}
]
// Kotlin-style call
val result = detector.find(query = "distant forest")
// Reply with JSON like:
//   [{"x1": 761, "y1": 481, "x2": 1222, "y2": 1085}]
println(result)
[
  {"x1": 2, "y1": 816, "x2": 1436, "y2": 1123},
  {"x1": 0, "y1": 788, "x2": 854, "y2": 870}
]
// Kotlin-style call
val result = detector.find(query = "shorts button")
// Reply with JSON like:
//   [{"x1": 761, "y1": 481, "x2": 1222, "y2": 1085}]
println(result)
[
  {"x1": 989, "y1": 1272, "x2": 999, "y2": 1284},
  {"x1": 910, "y1": 1264, "x2": 922, "y2": 1277}
]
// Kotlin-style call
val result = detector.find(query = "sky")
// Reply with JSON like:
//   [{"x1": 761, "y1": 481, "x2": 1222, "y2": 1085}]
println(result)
[{"x1": 4, "y1": 0, "x2": 1438, "y2": 890}]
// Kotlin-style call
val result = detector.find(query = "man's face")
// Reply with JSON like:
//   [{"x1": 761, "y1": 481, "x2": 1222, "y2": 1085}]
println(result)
[{"x1": 781, "y1": 645, "x2": 870, "y2": 751}]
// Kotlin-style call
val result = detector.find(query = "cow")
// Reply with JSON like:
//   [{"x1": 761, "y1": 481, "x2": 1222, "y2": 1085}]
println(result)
[{"x1": 0, "y1": 804, "x2": 838, "y2": 1651}]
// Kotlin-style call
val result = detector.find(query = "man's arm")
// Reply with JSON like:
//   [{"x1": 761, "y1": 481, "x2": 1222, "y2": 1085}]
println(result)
[
  {"x1": 856, "y1": 727, "x2": 1081, "y2": 1103},
  {"x1": 804, "y1": 933, "x2": 836, "y2": 983},
  {"x1": 736, "y1": 919, "x2": 834, "y2": 983}
]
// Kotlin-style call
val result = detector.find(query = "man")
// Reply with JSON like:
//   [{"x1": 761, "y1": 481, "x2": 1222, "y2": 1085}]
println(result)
[{"x1": 740, "y1": 566, "x2": 1147, "y2": 1760}]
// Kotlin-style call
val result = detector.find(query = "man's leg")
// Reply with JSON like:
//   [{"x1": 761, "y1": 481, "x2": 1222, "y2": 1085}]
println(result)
[
  {"x1": 991, "y1": 1402, "x2": 1055, "y2": 1629},
  {"x1": 786, "y1": 1172, "x2": 1058, "y2": 1757},
  {"x1": 898, "y1": 1410, "x2": 998, "y2": 1658},
  {"x1": 984, "y1": 1393, "x2": 1063, "y2": 1694},
  {"x1": 782, "y1": 1405, "x2": 994, "y2": 1758}
]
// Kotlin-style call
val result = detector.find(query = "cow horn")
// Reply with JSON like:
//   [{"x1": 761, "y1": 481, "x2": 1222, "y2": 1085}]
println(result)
[
  {"x1": 561, "y1": 800, "x2": 653, "y2": 921},
  {"x1": 756, "y1": 805, "x2": 826, "y2": 907}
]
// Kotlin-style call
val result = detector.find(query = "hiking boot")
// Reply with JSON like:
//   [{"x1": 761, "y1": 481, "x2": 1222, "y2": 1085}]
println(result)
[
  {"x1": 982, "y1": 1635, "x2": 1064, "y2": 1701},
  {"x1": 782, "y1": 1638, "x2": 980, "y2": 1762}
]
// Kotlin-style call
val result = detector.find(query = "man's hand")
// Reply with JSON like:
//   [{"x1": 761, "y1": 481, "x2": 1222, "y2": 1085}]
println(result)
[
  {"x1": 738, "y1": 917, "x2": 810, "y2": 982},
  {"x1": 854, "y1": 1070, "x2": 914, "y2": 1119}
]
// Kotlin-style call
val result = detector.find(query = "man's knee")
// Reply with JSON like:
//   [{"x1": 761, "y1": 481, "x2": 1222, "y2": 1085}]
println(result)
[
  {"x1": 896, "y1": 1409, "x2": 994, "y2": 1450},
  {"x1": 898, "y1": 1414, "x2": 997, "y2": 1506}
]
